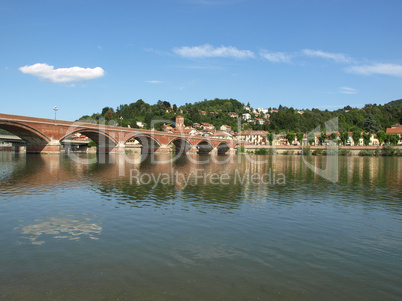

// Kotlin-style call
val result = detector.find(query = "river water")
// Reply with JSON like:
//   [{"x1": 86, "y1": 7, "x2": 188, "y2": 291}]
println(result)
[{"x1": 0, "y1": 151, "x2": 401, "y2": 300}]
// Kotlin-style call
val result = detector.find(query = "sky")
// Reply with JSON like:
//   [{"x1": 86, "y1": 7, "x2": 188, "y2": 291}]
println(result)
[{"x1": 1, "y1": 0, "x2": 402, "y2": 121}]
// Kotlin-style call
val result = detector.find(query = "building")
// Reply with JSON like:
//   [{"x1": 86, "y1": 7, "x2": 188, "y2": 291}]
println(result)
[
  {"x1": 254, "y1": 118, "x2": 264, "y2": 125},
  {"x1": 257, "y1": 108, "x2": 269, "y2": 114},
  {"x1": 242, "y1": 113, "x2": 251, "y2": 120},
  {"x1": 228, "y1": 112, "x2": 238, "y2": 118},
  {"x1": 236, "y1": 131, "x2": 268, "y2": 145},
  {"x1": 386, "y1": 124, "x2": 402, "y2": 135},
  {"x1": 175, "y1": 115, "x2": 184, "y2": 128},
  {"x1": 211, "y1": 131, "x2": 233, "y2": 139},
  {"x1": 201, "y1": 122, "x2": 215, "y2": 131},
  {"x1": 220, "y1": 125, "x2": 232, "y2": 132}
]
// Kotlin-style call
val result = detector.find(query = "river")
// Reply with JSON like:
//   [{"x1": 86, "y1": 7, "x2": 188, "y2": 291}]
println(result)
[{"x1": 0, "y1": 151, "x2": 401, "y2": 300}]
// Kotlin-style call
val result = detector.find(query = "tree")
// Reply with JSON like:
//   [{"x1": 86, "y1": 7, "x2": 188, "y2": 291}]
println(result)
[
  {"x1": 339, "y1": 131, "x2": 349, "y2": 146},
  {"x1": 296, "y1": 132, "x2": 304, "y2": 145},
  {"x1": 376, "y1": 130, "x2": 386, "y2": 146},
  {"x1": 104, "y1": 109, "x2": 115, "y2": 121},
  {"x1": 318, "y1": 132, "x2": 327, "y2": 146},
  {"x1": 286, "y1": 131, "x2": 295, "y2": 145},
  {"x1": 352, "y1": 131, "x2": 361, "y2": 146},
  {"x1": 363, "y1": 115, "x2": 380, "y2": 133},
  {"x1": 385, "y1": 134, "x2": 399, "y2": 146},
  {"x1": 362, "y1": 132, "x2": 371, "y2": 146},
  {"x1": 101, "y1": 106, "x2": 114, "y2": 116},
  {"x1": 267, "y1": 132, "x2": 274, "y2": 146},
  {"x1": 329, "y1": 132, "x2": 337, "y2": 140}
]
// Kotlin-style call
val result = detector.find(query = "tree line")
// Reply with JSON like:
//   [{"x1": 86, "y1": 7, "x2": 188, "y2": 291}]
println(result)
[{"x1": 77, "y1": 98, "x2": 402, "y2": 135}]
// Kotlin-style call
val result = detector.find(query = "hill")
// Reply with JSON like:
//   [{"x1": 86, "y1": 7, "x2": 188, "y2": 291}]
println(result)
[{"x1": 78, "y1": 98, "x2": 402, "y2": 134}]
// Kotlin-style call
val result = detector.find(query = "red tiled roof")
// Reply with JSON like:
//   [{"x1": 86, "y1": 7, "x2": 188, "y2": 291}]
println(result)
[{"x1": 386, "y1": 126, "x2": 402, "y2": 134}]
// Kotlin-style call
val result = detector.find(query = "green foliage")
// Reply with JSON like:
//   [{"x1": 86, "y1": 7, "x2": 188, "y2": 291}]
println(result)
[
  {"x1": 362, "y1": 132, "x2": 371, "y2": 146},
  {"x1": 285, "y1": 131, "x2": 295, "y2": 145},
  {"x1": 384, "y1": 144, "x2": 396, "y2": 156},
  {"x1": 312, "y1": 149, "x2": 325, "y2": 156},
  {"x1": 339, "y1": 131, "x2": 349, "y2": 146},
  {"x1": 329, "y1": 132, "x2": 337, "y2": 140},
  {"x1": 318, "y1": 132, "x2": 327, "y2": 146},
  {"x1": 359, "y1": 149, "x2": 375, "y2": 156},
  {"x1": 0, "y1": 129, "x2": 12, "y2": 135},
  {"x1": 88, "y1": 140, "x2": 96, "y2": 147},
  {"x1": 300, "y1": 145, "x2": 310, "y2": 156},
  {"x1": 78, "y1": 98, "x2": 401, "y2": 134},
  {"x1": 376, "y1": 130, "x2": 386, "y2": 145},
  {"x1": 267, "y1": 132, "x2": 274, "y2": 145},
  {"x1": 254, "y1": 148, "x2": 268, "y2": 155},
  {"x1": 363, "y1": 115, "x2": 380, "y2": 133},
  {"x1": 338, "y1": 149, "x2": 351, "y2": 156},
  {"x1": 282, "y1": 150, "x2": 294, "y2": 155},
  {"x1": 352, "y1": 131, "x2": 361, "y2": 146},
  {"x1": 237, "y1": 144, "x2": 245, "y2": 153},
  {"x1": 385, "y1": 134, "x2": 399, "y2": 146},
  {"x1": 296, "y1": 132, "x2": 304, "y2": 145}
]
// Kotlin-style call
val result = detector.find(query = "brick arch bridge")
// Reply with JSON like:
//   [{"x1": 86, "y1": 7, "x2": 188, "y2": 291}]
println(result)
[{"x1": 0, "y1": 113, "x2": 237, "y2": 154}]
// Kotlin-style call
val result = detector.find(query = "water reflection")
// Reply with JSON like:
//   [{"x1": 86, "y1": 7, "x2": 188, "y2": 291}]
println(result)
[
  {"x1": 15, "y1": 212, "x2": 102, "y2": 245},
  {"x1": 0, "y1": 152, "x2": 401, "y2": 208}
]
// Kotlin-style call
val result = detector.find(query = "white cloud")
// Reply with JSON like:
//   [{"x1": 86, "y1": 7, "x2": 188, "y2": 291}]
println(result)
[
  {"x1": 145, "y1": 80, "x2": 162, "y2": 84},
  {"x1": 19, "y1": 63, "x2": 105, "y2": 83},
  {"x1": 173, "y1": 44, "x2": 255, "y2": 59},
  {"x1": 339, "y1": 86, "x2": 357, "y2": 94},
  {"x1": 260, "y1": 50, "x2": 292, "y2": 63},
  {"x1": 302, "y1": 49, "x2": 353, "y2": 63},
  {"x1": 346, "y1": 63, "x2": 402, "y2": 77}
]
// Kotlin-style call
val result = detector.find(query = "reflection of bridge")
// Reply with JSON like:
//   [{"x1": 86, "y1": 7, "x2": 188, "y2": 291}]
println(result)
[{"x1": 0, "y1": 113, "x2": 238, "y2": 154}]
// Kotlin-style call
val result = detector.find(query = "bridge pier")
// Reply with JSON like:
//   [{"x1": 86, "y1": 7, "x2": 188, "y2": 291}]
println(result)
[
  {"x1": 27, "y1": 140, "x2": 61, "y2": 154},
  {"x1": 154, "y1": 144, "x2": 171, "y2": 153},
  {"x1": 187, "y1": 146, "x2": 198, "y2": 153}
]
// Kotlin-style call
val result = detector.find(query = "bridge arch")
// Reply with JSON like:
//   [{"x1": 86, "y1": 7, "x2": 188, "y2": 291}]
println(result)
[
  {"x1": 124, "y1": 133, "x2": 162, "y2": 153},
  {"x1": 169, "y1": 137, "x2": 194, "y2": 153},
  {"x1": 216, "y1": 142, "x2": 230, "y2": 154},
  {"x1": 0, "y1": 121, "x2": 50, "y2": 152},
  {"x1": 197, "y1": 140, "x2": 214, "y2": 154},
  {"x1": 61, "y1": 128, "x2": 118, "y2": 153}
]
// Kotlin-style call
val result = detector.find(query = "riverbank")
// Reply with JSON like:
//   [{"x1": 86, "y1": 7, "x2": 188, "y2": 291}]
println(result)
[{"x1": 244, "y1": 145, "x2": 402, "y2": 156}]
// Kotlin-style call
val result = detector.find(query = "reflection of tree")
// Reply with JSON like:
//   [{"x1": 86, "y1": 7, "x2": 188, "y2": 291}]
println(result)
[{"x1": 15, "y1": 212, "x2": 102, "y2": 245}]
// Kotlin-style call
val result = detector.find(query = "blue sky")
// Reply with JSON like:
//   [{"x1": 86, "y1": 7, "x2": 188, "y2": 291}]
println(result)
[{"x1": 1, "y1": 0, "x2": 402, "y2": 121}]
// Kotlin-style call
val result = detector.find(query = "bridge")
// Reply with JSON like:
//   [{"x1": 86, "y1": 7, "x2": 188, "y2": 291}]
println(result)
[{"x1": 0, "y1": 113, "x2": 238, "y2": 154}]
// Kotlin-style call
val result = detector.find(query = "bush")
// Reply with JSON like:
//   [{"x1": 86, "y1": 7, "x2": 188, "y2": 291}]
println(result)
[
  {"x1": 88, "y1": 140, "x2": 97, "y2": 147},
  {"x1": 359, "y1": 149, "x2": 375, "y2": 156},
  {"x1": 300, "y1": 146, "x2": 310, "y2": 156},
  {"x1": 384, "y1": 144, "x2": 396, "y2": 156},
  {"x1": 283, "y1": 150, "x2": 295, "y2": 155},
  {"x1": 255, "y1": 148, "x2": 268, "y2": 155},
  {"x1": 338, "y1": 149, "x2": 351, "y2": 156},
  {"x1": 312, "y1": 149, "x2": 324, "y2": 156},
  {"x1": 237, "y1": 145, "x2": 245, "y2": 154}
]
